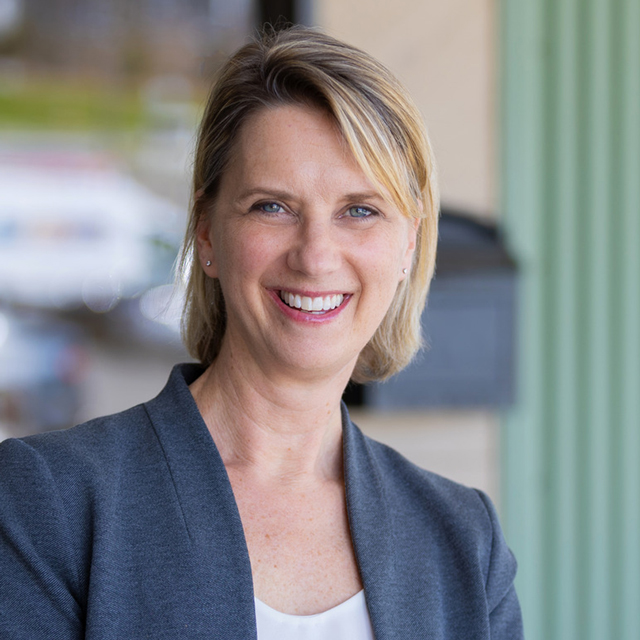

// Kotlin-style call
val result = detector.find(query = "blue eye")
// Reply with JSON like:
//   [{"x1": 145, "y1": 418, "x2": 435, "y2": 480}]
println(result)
[
  {"x1": 347, "y1": 206, "x2": 375, "y2": 218},
  {"x1": 258, "y1": 202, "x2": 285, "y2": 214}
]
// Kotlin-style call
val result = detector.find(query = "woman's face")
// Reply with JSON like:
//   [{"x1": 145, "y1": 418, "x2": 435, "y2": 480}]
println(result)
[{"x1": 197, "y1": 104, "x2": 417, "y2": 382}]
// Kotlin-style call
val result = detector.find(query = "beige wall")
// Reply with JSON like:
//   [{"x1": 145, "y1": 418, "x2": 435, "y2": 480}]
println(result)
[{"x1": 317, "y1": 0, "x2": 496, "y2": 217}]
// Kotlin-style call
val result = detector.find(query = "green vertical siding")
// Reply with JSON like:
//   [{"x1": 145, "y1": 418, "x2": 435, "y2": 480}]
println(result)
[
  {"x1": 500, "y1": 0, "x2": 640, "y2": 639},
  {"x1": 619, "y1": 5, "x2": 640, "y2": 639}
]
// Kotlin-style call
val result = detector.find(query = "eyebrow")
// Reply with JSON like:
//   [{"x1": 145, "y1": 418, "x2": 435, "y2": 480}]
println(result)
[
  {"x1": 236, "y1": 188, "x2": 295, "y2": 202},
  {"x1": 341, "y1": 192, "x2": 386, "y2": 203},
  {"x1": 236, "y1": 188, "x2": 386, "y2": 204}
]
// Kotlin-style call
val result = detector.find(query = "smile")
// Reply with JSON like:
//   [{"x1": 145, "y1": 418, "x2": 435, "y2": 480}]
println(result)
[{"x1": 279, "y1": 290, "x2": 345, "y2": 314}]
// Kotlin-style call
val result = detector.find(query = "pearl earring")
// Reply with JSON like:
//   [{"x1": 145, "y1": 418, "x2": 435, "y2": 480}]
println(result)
[
  {"x1": 206, "y1": 260, "x2": 211, "y2": 267},
  {"x1": 403, "y1": 268, "x2": 408, "y2": 274}
]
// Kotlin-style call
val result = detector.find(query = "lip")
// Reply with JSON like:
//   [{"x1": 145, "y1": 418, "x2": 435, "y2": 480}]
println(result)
[{"x1": 268, "y1": 289, "x2": 351, "y2": 323}]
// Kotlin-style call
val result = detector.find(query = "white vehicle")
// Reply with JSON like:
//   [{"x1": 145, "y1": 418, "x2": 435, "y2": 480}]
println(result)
[{"x1": 0, "y1": 148, "x2": 184, "y2": 311}]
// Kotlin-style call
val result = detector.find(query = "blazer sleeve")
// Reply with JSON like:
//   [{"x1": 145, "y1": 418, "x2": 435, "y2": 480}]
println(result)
[
  {"x1": 475, "y1": 489, "x2": 524, "y2": 640},
  {"x1": 0, "y1": 438, "x2": 84, "y2": 639}
]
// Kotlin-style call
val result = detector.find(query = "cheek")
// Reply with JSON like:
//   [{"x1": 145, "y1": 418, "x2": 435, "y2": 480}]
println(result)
[
  {"x1": 356, "y1": 239, "x2": 405, "y2": 303},
  {"x1": 368, "y1": 231, "x2": 409, "y2": 279},
  {"x1": 365, "y1": 231, "x2": 411, "y2": 305},
  {"x1": 214, "y1": 227, "x2": 283, "y2": 284}
]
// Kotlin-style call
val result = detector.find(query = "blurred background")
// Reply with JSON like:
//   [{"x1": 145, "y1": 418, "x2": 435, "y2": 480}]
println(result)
[{"x1": 0, "y1": 1, "x2": 638, "y2": 639}]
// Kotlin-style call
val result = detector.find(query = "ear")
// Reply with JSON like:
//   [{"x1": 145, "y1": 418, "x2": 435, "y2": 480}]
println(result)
[
  {"x1": 195, "y1": 214, "x2": 218, "y2": 278},
  {"x1": 400, "y1": 217, "x2": 420, "y2": 279}
]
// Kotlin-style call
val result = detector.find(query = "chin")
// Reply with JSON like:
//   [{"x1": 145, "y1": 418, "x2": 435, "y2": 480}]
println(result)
[{"x1": 272, "y1": 348, "x2": 359, "y2": 383}]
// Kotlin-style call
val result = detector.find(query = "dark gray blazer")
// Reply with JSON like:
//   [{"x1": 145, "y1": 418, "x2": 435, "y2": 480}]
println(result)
[{"x1": 0, "y1": 364, "x2": 523, "y2": 639}]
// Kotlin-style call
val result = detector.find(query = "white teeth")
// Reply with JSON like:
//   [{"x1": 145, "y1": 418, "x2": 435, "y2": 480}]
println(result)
[{"x1": 280, "y1": 290, "x2": 345, "y2": 312}]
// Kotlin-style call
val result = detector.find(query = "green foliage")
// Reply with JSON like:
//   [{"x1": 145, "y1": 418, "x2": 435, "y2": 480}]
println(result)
[{"x1": 0, "y1": 82, "x2": 146, "y2": 130}]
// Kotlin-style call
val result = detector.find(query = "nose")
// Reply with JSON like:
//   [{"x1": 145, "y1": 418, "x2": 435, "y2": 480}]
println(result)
[{"x1": 286, "y1": 217, "x2": 342, "y2": 277}]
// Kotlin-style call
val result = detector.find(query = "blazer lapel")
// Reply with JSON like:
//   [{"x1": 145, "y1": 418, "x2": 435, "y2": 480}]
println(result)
[
  {"x1": 342, "y1": 405, "x2": 435, "y2": 640},
  {"x1": 342, "y1": 405, "x2": 404, "y2": 640},
  {"x1": 144, "y1": 364, "x2": 257, "y2": 639}
]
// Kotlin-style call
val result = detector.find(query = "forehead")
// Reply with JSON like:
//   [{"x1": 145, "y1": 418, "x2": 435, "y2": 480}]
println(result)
[
  {"x1": 222, "y1": 104, "x2": 374, "y2": 193},
  {"x1": 239, "y1": 103, "x2": 344, "y2": 152}
]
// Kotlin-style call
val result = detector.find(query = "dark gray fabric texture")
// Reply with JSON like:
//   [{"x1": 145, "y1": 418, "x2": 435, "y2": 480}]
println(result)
[{"x1": 0, "y1": 363, "x2": 523, "y2": 639}]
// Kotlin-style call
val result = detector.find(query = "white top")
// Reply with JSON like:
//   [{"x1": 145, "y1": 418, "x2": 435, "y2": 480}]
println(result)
[{"x1": 254, "y1": 590, "x2": 375, "y2": 640}]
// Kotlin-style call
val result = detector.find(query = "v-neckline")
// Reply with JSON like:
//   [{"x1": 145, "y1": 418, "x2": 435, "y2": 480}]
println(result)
[{"x1": 144, "y1": 363, "x2": 431, "y2": 640}]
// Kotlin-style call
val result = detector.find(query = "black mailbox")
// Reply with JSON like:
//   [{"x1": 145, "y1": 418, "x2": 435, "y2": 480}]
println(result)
[{"x1": 345, "y1": 209, "x2": 518, "y2": 409}]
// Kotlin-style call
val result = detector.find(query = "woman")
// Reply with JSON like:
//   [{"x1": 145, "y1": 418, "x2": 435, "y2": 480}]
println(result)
[{"x1": 0, "y1": 27, "x2": 523, "y2": 639}]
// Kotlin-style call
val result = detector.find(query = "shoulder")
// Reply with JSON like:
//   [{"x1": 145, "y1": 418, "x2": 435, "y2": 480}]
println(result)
[
  {"x1": 357, "y1": 431, "x2": 518, "y2": 614},
  {"x1": 0, "y1": 403, "x2": 154, "y2": 485},
  {"x1": 0, "y1": 408, "x2": 152, "y2": 624},
  {"x1": 0, "y1": 406, "x2": 157, "y2": 537},
  {"x1": 363, "y1": 433, "x2": 495, "y2": 527},
  {"x1": 0, "y1": 363, "x2": 206, "y2": 542},
  {"x1": 0, "y1": 362, "x2": 204, "y2": 480},
  {"x1": 0, "y1": 402, "x2": 165, "y2": 559},
  {"x1": 0, "y1": 367, "x2": 206, "y2": 637}
]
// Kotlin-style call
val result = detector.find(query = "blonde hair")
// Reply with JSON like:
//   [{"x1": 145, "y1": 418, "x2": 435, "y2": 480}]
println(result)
[{"x1": 180, "y1": 26, "x2": 439, "y2": 382}]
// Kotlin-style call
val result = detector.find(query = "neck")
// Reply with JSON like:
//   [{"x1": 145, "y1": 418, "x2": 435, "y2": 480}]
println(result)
[{"x1": 190, "y1": 340, "x2": 354, "y2": 485}]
